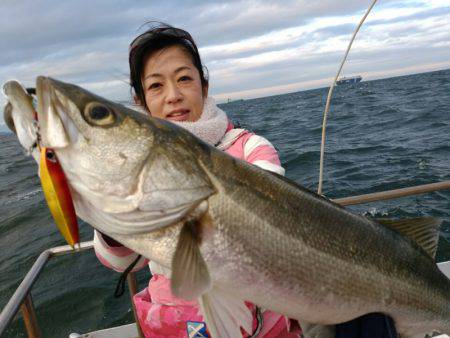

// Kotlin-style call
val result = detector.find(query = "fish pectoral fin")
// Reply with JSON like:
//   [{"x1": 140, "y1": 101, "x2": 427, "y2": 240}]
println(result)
[
  {"x1": 199, "y1": 286, "x2": 254, "y2": 338},
  {"x1": 376, "y1": 217, "x2": 442, "y2": 258},
  {"x1": 171, "y1": 219, "x2": 211, "y2": 300}
]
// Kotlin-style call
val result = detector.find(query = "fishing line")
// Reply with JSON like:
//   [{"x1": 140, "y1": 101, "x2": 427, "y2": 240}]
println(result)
[
  {"x1": 114, "y1": 254, "x2": 142, "y2": 298},
  {"x1": 250, "y1": 306, "x2": 263, "y2": 337},
  {"x1": 318, "y1": 0, "x2": 378, "y2": 195}
]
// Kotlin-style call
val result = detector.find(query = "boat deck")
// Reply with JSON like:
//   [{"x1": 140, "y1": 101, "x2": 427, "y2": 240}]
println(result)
[{"x1": 69, "y1": 323, "x2": 139, "y2": 338}]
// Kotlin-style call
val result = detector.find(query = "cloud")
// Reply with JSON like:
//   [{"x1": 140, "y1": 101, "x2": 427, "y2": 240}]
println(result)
[{"x1": 1, "y1": 0, "x2": 449, "y2": 121}]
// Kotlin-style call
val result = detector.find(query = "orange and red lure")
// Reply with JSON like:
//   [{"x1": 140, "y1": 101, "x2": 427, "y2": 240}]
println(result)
[{"x1": 33, "y1": 109, "x2": 79, "y2": 248}]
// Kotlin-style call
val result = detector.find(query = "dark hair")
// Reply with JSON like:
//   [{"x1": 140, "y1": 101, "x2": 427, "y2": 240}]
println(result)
[{"x1": 129, "y1": 22, "x2": 208, "y2": 111}]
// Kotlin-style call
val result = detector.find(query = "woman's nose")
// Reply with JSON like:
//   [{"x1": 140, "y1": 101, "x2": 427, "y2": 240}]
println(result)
[{"x1": 166, "y1": 83, "x2": 183, "y2": 104}]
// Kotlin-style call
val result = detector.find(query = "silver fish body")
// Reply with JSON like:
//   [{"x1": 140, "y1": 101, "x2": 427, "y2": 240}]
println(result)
[
  {"x1": 6, "y1": 77, "x2": 449, "y2": 337},
  {"x1": 113, "y1": 152, "x2": 450, "y2": 336}
]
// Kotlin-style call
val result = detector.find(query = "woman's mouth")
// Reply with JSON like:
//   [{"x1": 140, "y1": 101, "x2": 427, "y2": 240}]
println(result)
[{"x1": 166, "y1": 109, "x2": 190, "y2": 121}]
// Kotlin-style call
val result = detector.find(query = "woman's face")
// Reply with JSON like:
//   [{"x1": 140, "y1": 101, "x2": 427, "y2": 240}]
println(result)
[{"x1": 141, "y1": 45, "x2": 207, "y2": 122}]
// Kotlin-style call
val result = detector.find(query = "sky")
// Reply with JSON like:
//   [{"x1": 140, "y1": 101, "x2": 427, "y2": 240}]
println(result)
[{"x1": 1, "y1": 0, "x2": 450, "y2": 124}]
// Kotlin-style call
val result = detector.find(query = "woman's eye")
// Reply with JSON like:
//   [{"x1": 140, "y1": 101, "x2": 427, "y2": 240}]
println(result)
[
  {"x1": 149, "y1": 83, "x2": 161, "y2": 90},
  {"x1": 179, "y1": 76, "x2": 192, "y2": 82}
]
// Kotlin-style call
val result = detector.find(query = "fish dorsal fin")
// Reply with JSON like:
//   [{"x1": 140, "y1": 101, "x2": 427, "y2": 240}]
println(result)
[
  {"x1": 171, "y1": 218, "x2": 211, "y2": 300},
  {"x1": 376, "y1": 217, "x2": 442, "y2": 259}
]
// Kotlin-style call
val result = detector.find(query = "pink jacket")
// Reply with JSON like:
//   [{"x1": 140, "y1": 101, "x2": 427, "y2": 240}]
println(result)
[{"x1": 94, "y1": 122, "x2": 299, "y2": 337}]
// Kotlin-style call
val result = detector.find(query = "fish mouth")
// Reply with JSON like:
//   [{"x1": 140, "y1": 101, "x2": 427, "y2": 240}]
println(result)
[
  {"x1": 2, "y1": 81, "x2": 31, "y2": 134},
  {"x1": 2, "y1": 80, "x2": 39, "y2": 154},
  {"x1": 3, "y1": 100, "x2": 15, "y2": 134},
  {"x1": 36, "y1": 76, "x2": 80, "y2": 148}
]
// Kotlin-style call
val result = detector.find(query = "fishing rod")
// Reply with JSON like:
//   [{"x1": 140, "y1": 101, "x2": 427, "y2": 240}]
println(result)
[
  {"x1": 316, "y1": 0, "x2": 450, "y2": 208},
  {"x1": 318, "y1": 0, "x2": 378, "y2": 195}
]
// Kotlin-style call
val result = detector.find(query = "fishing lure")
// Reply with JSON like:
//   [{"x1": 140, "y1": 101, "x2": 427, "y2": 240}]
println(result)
[{"x1": 39, "y1": 147, "x2": 79, "y2": 247}]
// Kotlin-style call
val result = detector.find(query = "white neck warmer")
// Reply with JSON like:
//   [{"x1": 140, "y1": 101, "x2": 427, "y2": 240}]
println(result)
[{"x1": 171, "y1": 97, "x2": 228, "y2": 146}]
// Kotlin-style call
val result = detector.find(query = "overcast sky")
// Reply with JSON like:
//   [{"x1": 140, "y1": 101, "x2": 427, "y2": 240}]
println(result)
[{"x1": 1, "y1": 0, "x2": 450, "y2": 123}]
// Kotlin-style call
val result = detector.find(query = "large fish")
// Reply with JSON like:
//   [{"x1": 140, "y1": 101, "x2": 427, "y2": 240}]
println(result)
[{"x1": 3, "y1": 77, "x2": 450, "y2": 337}]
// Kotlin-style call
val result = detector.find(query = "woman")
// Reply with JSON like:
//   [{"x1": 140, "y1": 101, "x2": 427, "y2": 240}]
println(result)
[{"x1": 94, "y1": 23, "x2": 300, "y2": 338}]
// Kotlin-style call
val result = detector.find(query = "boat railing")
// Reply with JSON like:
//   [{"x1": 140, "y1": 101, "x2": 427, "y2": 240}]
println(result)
[
  {"x1": 0, "y1": 241, "x2": 144, "y2": 338},
  {"x1": 0, "y1": 180, "x2": 449, "y2": 338},
  {"x1": 332, "y1": 181, "x2": 450, "y2": 206}
]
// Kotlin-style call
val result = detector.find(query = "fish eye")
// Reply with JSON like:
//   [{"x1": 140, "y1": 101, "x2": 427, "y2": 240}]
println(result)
[{"x1": 84, "y1": 102, "x2": 116, "y2": 126}]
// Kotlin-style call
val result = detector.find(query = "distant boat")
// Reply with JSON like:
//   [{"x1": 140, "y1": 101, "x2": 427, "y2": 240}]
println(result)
[
  {"x1": 226, "y1": 98, "x2": 244, "y2": 103},
  {"x1": 336, "y1": 75, "x2": 362, "y2": 85}
]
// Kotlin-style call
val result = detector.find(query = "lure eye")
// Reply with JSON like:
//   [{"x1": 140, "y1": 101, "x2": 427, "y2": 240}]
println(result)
[
  {"x1": 84, "y1": 102, "x2": 116, "y2": 126},
  {"x1": 46, "y1": 149, "x2": 57, "y2": 163}
]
